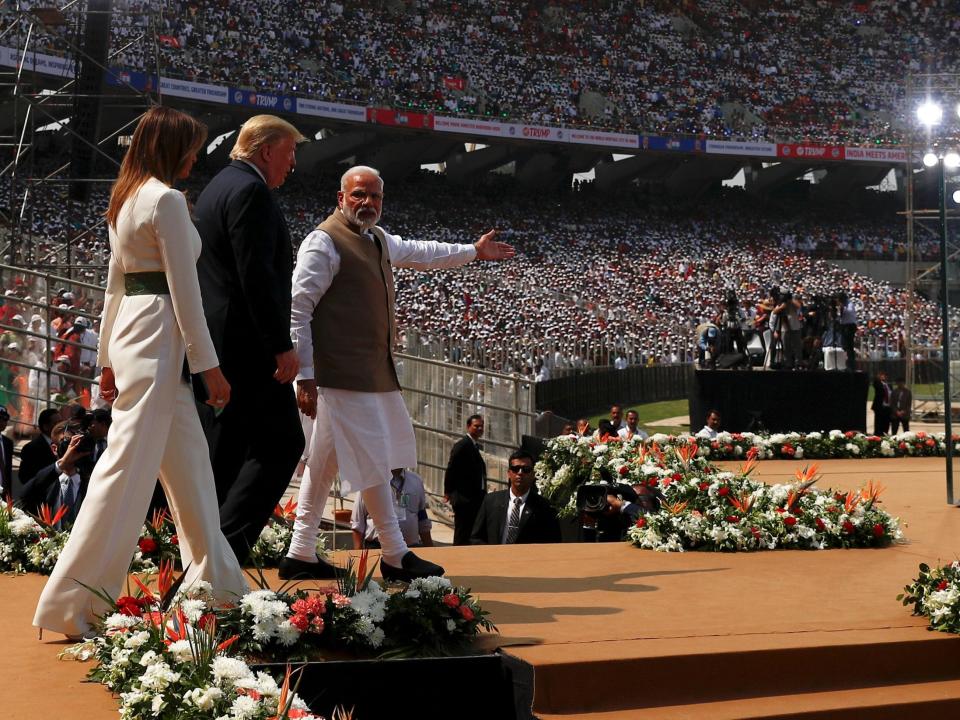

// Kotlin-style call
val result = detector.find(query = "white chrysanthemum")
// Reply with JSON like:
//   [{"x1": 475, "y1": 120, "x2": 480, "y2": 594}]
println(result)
[
  {"x1": 794, "y1": 447, "x2": 804, "y2": 459},
  {"x1": 139, "y1": 660, "x2": 180, "y2": 690},
  {"x1": 212, "y1": 655, "x2": 254, "y2": 685},
  {"x1": 806, "y1": 432, "x2": 822, "y2": 440},
  {"x1": 166, "y1": 639, "x2": 193, "y2": 663},
  {"x1": 229, "y1": 694, "x2": 259, "y2": 720},
  {"x1": 9, "y1": 514, "x2": 41, "y2": 536},
  {"x1": 124, "y1": 630, "x2": 151, "y2": 650},
  {"x1": 184, "y1": 686, "x2": 223, "y2": 711},
  {"x1": 105, "y1": 613, "x2": 142, "y2": 631},
  {"x1": 179, "y1": 598, "x2": 207, "y2": 623},
  {"x1": 276, "y1": 620, "x2": 301, "y2": 647}
]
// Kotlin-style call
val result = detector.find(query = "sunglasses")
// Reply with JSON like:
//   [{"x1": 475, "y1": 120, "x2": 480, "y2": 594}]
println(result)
[{"x1": 509, "y1": 465, "x2": 534, "y2": 474}]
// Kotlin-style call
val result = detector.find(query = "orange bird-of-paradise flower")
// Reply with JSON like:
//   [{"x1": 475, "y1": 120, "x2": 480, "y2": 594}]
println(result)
[
  {"x1": 739, "y1": 447, "x2": 760, "y2": 477},
  {"x1": 649, "y1": 442, "x2": 664, "y2": 462},
  {"x1": 274, "y1": 498, "x2": 298, "y2": 521},
  {"x1": 843, "y1": 490, "x2": 861, "y2": 513},
  {"x1": 794, "y1": 463, "x2": 821, "y2": 484},
  {"x1": 859, "y1": 479, "x2": 886, "y2": 509},
  {"x1": 676, "y1": 441, "x2": 698, "y2": 466},
  {"x1": 165, "y1": 608, "x2": 189, "y2": 645},
  {"x1": 157, "y1": 558, "x2": 175, "y2": 598},
  {"x1": 664, "y1": 500, "x2": 689, "y2": 515},
  {"x1": 37, "y1": 502, "x2": 69, "y2": 528},
  {"x1": 217, "y1": 634, "x2": 240, "y2": 653},
  {"x1": 150, "y1": 508, "x2": 170, "y2": 532},
  {"x1": 131, "y1": 574, "x2": 158, "y2": 603},
  {"x1": 729, "y1": 492, "x2": 755, "y2": 514},
  {"x1": 5, "y1": 495, "x2": 13, "y2": 514}
]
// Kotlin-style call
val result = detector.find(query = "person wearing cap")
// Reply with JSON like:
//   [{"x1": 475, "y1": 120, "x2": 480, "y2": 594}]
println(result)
[
  {"x1": 35, "y1": 106, "x2": 247, "y2": 641},
  {"x1": 0, "y1": 406, "x2": 12, "y2": 500}
]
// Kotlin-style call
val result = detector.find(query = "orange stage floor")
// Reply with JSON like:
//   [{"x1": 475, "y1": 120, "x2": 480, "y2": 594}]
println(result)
[{"x1": 4, "y1": 457, "x2": 960, "y2": 719}]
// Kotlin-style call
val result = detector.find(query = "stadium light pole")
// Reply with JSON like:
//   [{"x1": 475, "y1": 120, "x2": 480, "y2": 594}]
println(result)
[{"x1": 936, "y1": 151, "x2": 954, "y2": 504}]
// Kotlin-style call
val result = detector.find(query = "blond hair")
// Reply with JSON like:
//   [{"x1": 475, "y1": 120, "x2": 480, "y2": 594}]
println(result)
[{"x1": 229, "y1": 115, "x2": 307, "y2": 160}]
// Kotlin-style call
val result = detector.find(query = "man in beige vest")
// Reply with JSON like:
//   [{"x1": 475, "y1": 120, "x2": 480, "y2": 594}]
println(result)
[{"x1": 282, "y1": 165, "x2": 514, "y2": 582}]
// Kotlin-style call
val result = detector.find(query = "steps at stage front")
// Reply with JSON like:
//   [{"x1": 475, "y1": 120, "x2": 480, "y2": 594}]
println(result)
[
  {"x1": 456, "y1": 457, "x2": 960, "y2": 719},
  {"x1": 518, "y1": 628, "x2": 960, "y2": 719}
]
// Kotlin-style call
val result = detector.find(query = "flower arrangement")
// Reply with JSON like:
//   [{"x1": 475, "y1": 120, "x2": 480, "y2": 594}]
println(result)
[
  {"x1": 899, "y1": 561, "x2": 960, "y2": 634},
  {"x1": 536, "y1": 437, "x2": 902, "y2": 552},
  {"x1": 641, "y1": 430, "x2": 950, "y2": 461},
  {"x1": 63, "y1": 555, "x2": 495, "y2": 719},
  {"x1": 0, "y1": 498, "x2": 324, "y2": 576}
]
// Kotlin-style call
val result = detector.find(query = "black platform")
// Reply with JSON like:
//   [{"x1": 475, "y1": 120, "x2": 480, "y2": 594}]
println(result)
[{"x1": 689, "y1": 370, "x2": 869, "y2": 434}]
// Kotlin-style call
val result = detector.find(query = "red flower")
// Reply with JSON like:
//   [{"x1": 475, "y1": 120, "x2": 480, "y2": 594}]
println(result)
[
  {"x1": 842, "y1": 521, "x2": 855, "y2": 533},
  {"x1": 925, "y1": 439, "x2": 936, "y2": 447},
  {"x1": 815, "y1": 518, "x2": 826, "y2": 531},
  {"x1": 311, "y1": 616, "x2": 325, "y2": 632},
  {"x1": 724, "y1": 444, "x2": 734, "y2": 453},
  {"x1": 725, "y1": 515, "x2": 739, "y2": 524},
  {"x1": 115, "y1": 596, "x2": 143, "y2": 617},
  {"x1": 459, "y1": 605, "x2": 475, "y2": 621},
  {"x1": 872, "y1": 523, "x2": 885, "y2": 537},
  {"x1": 698, "y1": 482, "x2": 710, "y2": 492},
  {"x1": 750, "y1": 526, "x2": 761, "y2": 539},
  {"x1": 647, "y1": 478, "x2": 658, "y2": 487},
  {"x1": 618, "y1": 465, "x2": 629, "y2": 476},
  {"x1": 635, "y1": 517, "x2": 646, "y2": 528},
  {"x1": 784, "y1": 516, "x2": 797, "y2": 527},
  {"x1": 917, "y1": 431, "x2": 928, "y2": 439},
  {"x1": 774, "y1": 507, "x2": 786, "y2": 514},
  {"x1": 290, "y1": 614, "x2": 309, "y2": 631},
  {"x1": 938, "y1": 580, "x2": 950, "y2": 591},
  {"x1": 138, "y1": 537, "x2": 158, "y2": 554},
  {"x1": 671, "y1": 473, "x2": 682, "y2": 483},
  {"x1": 442, "y1": 593, "x2": 461, "y2": 608},
  {"x1": 170, "y1": 534, "x2": 179, "y2": 545},
  {"x1": 845, "y1": 431, "x2": 855, "y2": 439},
  {"x1": 717, "y1": 486, "x2": 729, "y2": 497},
  {"x1": 197, "y1": 613, "x2": 217, "y2": 630},
  {"x1": 899, "y1": 442, "x2": 908, "y2": 450},
  {"x1": 782, "y1": 444, "x2": 795, "y2": 456}
]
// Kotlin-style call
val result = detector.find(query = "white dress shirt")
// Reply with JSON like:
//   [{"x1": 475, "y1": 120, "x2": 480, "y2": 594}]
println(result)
[
  {"x1": 501, "y1": 489, "x2": 530, "y2": 544},
  {"x1": 618, "y1": 426, "x2": 649, "y2": 441}
]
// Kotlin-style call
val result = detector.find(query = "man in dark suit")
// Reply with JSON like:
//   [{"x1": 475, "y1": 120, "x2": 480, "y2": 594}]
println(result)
[
  {"x1": 471, "y1": 449, "x2": 561, "y2": 545},
  {"x1": 192, "y1": 114, "x2": 307, "y2": 564},
  {"x1": 0, "y1": 406, "x2": 13, "y2": 501},
  {"x1": 444, "y1": 414, "x2": 487, "y2": 546},
  {"x1": 871, "y1": 371, "x2": 891, "y2": 436},
  {"x1": 17, "y1": 407, "x2": 59, "y2": 494},
  {"x1": 18, "y1": 420, "x2": 92, "y2": 528},
  {"x1": 890, "y1": 377, "x2": 912, "y2": 435}
]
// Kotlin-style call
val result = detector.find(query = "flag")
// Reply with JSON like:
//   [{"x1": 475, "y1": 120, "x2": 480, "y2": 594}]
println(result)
[
  {"x1": 442, "y1": 75, "x2": 465, "y2": 91},
  {"x1": 158, "y1": 35, "x2": 181, "y2": 49}
]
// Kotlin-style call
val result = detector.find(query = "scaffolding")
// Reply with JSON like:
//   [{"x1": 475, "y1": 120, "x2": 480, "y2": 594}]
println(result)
[
  {"x1": 903, "y1": 73, "x2": 960, "y2": 421},
  {"x1": 0, "y1": 0, "x2": 157, "y2": 279}
]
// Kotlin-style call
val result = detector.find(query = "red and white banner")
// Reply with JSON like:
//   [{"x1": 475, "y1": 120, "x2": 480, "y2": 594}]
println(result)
[
  {"x1": 442, "y1": 75, "x2": 465, "y2": 91},
  {"x1": 777, "y1": 143, "x2": 845, "y2": 161},
  {"x1": 433, "y1": 116, "x2": 638, "y2": 148},
  {"x1": 843, "y1": 146, "x2": 908, "y2": 163},
  {"x1": 366, "y1": 107, "x2": 433, "y2": 130},
  {"x1": 158, "y1": 35, "x2": 181, "y2": 49}
]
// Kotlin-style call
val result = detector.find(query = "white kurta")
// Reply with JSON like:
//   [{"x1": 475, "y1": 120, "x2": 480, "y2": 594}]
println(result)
[{"x1": 290, "y1": 225, "x2": 476, "y2": 494}]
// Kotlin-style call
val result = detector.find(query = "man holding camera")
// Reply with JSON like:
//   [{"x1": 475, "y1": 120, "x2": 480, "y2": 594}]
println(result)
[
  {"x1": 18, "y1": 420, "x2": 93, "y2": 528},
  {"x1": 470, "y1": 449, "x2": 561, "y2": 545}
]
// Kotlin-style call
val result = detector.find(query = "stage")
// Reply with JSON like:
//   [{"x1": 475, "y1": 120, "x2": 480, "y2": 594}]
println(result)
[
  {"x1": 4, "y1": 457, "x2": 960, "y2": 719},
  {"x1": 689, "y1": 369, "x2": 870, "y2": 433}
]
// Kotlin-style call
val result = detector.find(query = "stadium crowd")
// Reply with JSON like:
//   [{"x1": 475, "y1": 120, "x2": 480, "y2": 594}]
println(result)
[
  {"x1": 0, "y1": 171, "x2": 949, "y2": 411},
  {"x1": 6, "y1": 0, "x2": 960, "y2": 145}
]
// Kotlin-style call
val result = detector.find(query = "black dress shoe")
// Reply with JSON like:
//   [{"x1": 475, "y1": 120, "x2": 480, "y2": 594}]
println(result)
[
  {"x1": 379, "y1": 551, "x2": 445, "y2": 582},
  {"x1": 278, "y1": 556, "x2": 344, "y2": 580}
]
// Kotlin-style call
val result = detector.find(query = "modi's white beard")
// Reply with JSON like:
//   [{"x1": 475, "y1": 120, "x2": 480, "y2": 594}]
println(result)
[{"x1": 342, "y1": 204, "x2": 380, "y2": 230}]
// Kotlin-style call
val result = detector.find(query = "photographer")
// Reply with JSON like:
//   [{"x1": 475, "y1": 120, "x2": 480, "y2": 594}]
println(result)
[
  {"x1": 579, "y1": 480, "x2": 664, "y2": 542},
  {"x1": 715, "y1": 289, "x2": 747, "y2": 358},
  {"x1": 18, "y1": 420, "x2": 93, "y2": 528},
  {"x1": 821, "y1": 294, "x2": 846, "y2": 371},
  {"x1": 607, "y1": 484, "x2": 665, "y2": 525},
  {"x1": 772, "y1": 289, "x2": 803, "y2": 370},
  {"x1": 696, "y1": 321, "x2": 720, "y2": 369},
  {"x1": 838, "y1": 292, "x2": 858, "y2": 370}
]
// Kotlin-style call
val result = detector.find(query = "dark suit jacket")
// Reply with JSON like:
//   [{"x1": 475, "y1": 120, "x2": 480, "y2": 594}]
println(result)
[
  {"x1": 443, "y1": 436, "x2": 486, "y2": 507},
  {"x1": 871, "y1": 379, "x2": 891, "y2": 412},
  {"x1": 470, "y1": 489, "x2": 562, "y2": 545},
  {"x1": 193, "y1": 160, "x2": 294, "y2": 382},
  {"x1": 17, "y1": 462, "x2": 89, "y2": 526},
  {"x1": 18, "y1": 433, "x2": 55, "y2": 492},
  {"x1": 0, "y1": 434, "x2": 13, "y2": 499}
]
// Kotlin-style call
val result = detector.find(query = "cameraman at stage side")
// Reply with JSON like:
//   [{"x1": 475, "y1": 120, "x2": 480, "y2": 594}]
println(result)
[
  {"x1": 773, "y1": 289, "x2": 803, "y2": 370},
  {"x1": 606, "y1": 484, "x2": 664, "y2": 529},
  {"x1": 839, "y1": 292, "x2": 858, "y2": 370},
  {"x1": 714, "y1": 290, "x2": 747, "y2": 358},
  {"x1": 696, "y1": 321, "x2": 720, "y2": 369}
]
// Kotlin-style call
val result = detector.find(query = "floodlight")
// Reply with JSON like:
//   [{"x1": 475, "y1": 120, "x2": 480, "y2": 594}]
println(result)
[
  {"x1": 954, "y1": 190, "x2": 960, "y2": 204},
  {"x1": 917, "y1": 101, "x2": 944, "y2": 127},
  {"x1": 945, "y1": 152, "x2": 960, "y2": 170},
  {"x1": 923, "y1": 152, "x2": 939, "y2": 168}
]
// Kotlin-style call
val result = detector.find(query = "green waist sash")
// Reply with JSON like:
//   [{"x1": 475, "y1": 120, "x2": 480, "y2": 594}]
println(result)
[{"x1": 124, "y1": 272, "x2": 169, "y2": 296}]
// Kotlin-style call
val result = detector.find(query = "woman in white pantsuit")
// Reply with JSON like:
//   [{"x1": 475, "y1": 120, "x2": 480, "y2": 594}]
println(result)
[{"x1": 34, "y1": 107, "x2": 248, "y2": 639}]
